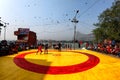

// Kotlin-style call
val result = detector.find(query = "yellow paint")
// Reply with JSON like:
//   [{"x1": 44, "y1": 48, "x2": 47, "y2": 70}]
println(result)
[
  {"x1": 0, "y1": 49, "x2": 120, "y2": 80},
  {"x1": 25, "y1": 51, "x2": 88, "y2": 66}
]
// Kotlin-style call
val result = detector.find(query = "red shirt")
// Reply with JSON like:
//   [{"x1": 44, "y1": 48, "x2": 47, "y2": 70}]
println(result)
[{"x1": 38, "y1": 45, "x2": 42, "y2": 51}]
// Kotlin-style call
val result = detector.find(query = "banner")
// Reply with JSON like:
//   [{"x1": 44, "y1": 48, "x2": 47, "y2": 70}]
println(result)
[{"x1": 18, "y1": 28, "x2": 29, "y2": 35}]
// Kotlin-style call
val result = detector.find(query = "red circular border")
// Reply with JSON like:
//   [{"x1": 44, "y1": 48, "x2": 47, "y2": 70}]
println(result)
[{"x1": 14, "y1": 51, "x2": 100, "y2": 74}]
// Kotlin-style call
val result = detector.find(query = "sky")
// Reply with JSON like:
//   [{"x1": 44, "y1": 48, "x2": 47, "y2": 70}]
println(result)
[{"x1": 0, "y1": 0, "x2": 115, "y2": 40}]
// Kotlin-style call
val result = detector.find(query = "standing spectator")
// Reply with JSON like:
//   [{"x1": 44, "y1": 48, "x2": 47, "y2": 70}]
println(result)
[
  {"x1": 44, "y1": 43, "x2": 48, "y2": 54},
  {"x1": 86, "y1": 42, "x2": 89, "y2": 49},
  {"x1": 79, "y1": 41, "x2": 83, "y2": 48},
  {"x1": 58, "y1": 42, "x2": 62, "y2": 51},
  {"x1": 69, "y1": 44, "x2": 72, "y2": 50}
]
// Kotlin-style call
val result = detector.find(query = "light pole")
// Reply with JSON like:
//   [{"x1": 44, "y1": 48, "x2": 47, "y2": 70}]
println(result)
[
  {"x1": 0, "y1": 27, "x2": 2, "y2": 36},
  {"x1": 0, "y1": 17, "x2": 3, "y2": 36},
  {"x1": 3, "y1": 23, "x2": 9, "y2": 40},
  {"x1": 71, "y1": 10, "x2": 79, "y2": 50},
  {"x1": 0, "y1": 17, "x2": 9, "y2": 40}
]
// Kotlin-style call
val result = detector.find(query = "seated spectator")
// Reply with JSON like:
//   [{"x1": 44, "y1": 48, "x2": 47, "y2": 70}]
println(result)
[
  {"x1": 111, "y1": 45, "x2": 120, "y2": 56},
  {"x1": 106, "y1": 44, "x2": 112, "y2": 54}
]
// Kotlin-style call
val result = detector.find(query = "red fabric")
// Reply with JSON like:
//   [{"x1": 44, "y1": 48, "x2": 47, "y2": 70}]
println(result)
[
  {"x1": 38, "y1": 45, "x2": 42, "y2": 51},
  {"x1": 14, "y1": 51, "x2": 100, "y2": 74},
  {"x1": 79, "y1": 41, "x2": 83, "y2": 45}
]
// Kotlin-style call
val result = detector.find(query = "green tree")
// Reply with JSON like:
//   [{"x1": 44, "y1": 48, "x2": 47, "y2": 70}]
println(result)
[{"x1": 93, "y1": 1, "x2": 120, "y2": 41}]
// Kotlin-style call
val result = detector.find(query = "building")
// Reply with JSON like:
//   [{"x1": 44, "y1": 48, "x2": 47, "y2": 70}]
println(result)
[{"x1": 14, "y1": 28, "x2": 37, "y2": 48}]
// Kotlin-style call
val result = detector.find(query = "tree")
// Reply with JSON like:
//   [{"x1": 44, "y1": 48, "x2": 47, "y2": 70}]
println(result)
[{"x1": 93, "y1": 0, "x2": 120, "y2": 41}]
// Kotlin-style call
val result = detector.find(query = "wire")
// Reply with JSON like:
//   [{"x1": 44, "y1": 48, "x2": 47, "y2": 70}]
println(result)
[
  {"x1": 78, "y1": 0, "x2": 100, "y2": 18},
  {"x1": 40, "y1": 27, "x2": 74, "y2": 34}
]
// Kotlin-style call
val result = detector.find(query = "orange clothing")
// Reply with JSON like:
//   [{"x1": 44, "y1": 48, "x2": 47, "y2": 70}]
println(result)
[{"x1": 38, "y1": 45, "x2": 42, "y2": 52}]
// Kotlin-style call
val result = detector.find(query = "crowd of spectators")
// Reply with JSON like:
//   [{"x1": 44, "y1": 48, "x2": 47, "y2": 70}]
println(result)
[
  {"x1": 1, "y1": 39, "x2": 120, "y2": 58},
  {"x1": 85, "y1": 39, "x2": 120, "y2": 57},
  {"x1": 0, "y1": 40, "x2": 37, "y2": 56}
]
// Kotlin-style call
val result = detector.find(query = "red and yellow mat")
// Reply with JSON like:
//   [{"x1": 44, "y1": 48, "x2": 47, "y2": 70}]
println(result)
[{"x1": 0, "y1": 49, "x2": 120, "y2": 80}]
